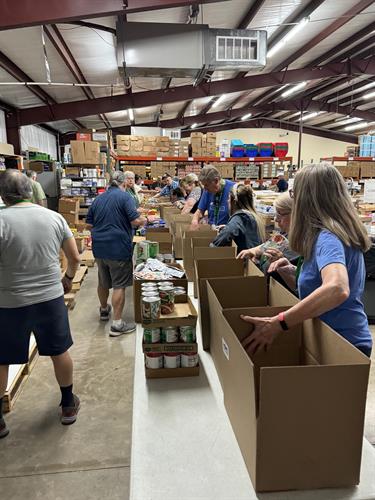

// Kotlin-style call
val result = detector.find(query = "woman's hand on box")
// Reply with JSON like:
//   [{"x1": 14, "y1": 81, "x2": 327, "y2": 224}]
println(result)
[
  {"x1": 264, "y1": 248, "x2": 283, "y2": 262},
  {"x1": 237, "y1": 248, "x2": 255, "y2": 260},
  {"x1": 268, "y1": 257, "x2": 291, "y2": 274},
  {"x1": 240, "y1": 315, "x2": 281, "y2": 355}
]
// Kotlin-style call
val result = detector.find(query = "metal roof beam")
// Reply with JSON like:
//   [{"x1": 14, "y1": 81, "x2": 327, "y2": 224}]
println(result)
[
  {"x1": 7, "y1": 57, "x2": 375, "y2": 127},
  {"x1": 237, "y1": 0, "x2": 267, "y2": 29},
  {"x1": 0, "y1": 0, "x2": 229, "y2": 30}
]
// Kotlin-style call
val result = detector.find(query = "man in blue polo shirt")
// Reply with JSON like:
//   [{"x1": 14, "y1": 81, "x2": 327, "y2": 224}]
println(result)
[
  {"x1": 152, "y1": 173, "x2": 178, "y2": 200},
  {"x1": 192, "y1": 166, "x2": 235, "y2": 226},
  {"x1": 87, "y1": 171, "x2": 146, "y2": 336}
]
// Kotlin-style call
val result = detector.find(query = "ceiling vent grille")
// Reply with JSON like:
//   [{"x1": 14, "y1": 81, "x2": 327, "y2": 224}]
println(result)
[{"x1": 216, "y1": 35, "x2": 259, "y2": 62}]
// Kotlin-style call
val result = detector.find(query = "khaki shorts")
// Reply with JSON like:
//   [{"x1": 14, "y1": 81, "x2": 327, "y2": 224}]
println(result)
[{"x1": 96, "y1": 258, "x2": 133, "y2": 289}]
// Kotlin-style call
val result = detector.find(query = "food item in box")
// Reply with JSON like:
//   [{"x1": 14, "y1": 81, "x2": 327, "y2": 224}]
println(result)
[
  {"x1": 145, "y1": 352, "x2": 163, "y2": 369},
  {"x1": 180, "y1": 325, "x2": 196, "y2": 343},
  {"x1": 143, "y1": 327, "x2": 161, "y2": 343},
  {"x1": 164, "y1": 353, "x2": 181, "y2": 368},
  {"x1": 148, "y1": 241, "x2": 159, "y2": 258},
  {"x1": 142, "y1": 296, "x2": 161, "y2": 323},
  {"x1": 181, "y1": 352, "x2": 198, "y2": 367},
  {"x1": 159, "y1": 286, "x2": 175, "y2": 314},
  {"x1": 161, "y1": 326, "x2": 179, "y2": 343}
]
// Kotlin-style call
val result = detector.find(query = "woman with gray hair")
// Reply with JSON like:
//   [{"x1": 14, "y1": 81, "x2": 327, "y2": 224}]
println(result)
[
  {"x1": 192, "y1": 166, "x2": 235, "y2": 226},
  {"x1": 241, "y1": 163, "x2": 372, "y2": 358},
  {"x1": 0, "y1": 169, "x2": 81, "y2": 437},
  {"x1": 179, "y1": 173, "x2": 202, "y2": 214}
]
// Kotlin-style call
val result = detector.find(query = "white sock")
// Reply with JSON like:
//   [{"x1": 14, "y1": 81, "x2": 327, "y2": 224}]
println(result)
[{"x1": 112, "y1": 319, "x2": 123, "y2": 327}]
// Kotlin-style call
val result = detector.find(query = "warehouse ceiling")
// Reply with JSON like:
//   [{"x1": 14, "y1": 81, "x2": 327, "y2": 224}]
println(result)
[{"x1": 1, "y1": 0, "x2": 375, "y2": 143}]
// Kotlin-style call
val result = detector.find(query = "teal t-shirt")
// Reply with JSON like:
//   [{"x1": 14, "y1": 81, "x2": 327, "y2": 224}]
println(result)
[{"x1": 298, "y1": 230, "x2": 372, "y2": 350}]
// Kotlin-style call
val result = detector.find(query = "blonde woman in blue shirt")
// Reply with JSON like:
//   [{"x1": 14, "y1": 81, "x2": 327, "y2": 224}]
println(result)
[{"x1": 241, "y1": 163, "x2": 372, "y2": 358}]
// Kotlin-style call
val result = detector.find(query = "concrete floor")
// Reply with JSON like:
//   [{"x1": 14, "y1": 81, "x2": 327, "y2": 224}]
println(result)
[
  {"x1": 0, "y1": 269, "x2": 136, "y2": 500},
  {"x1": 364, "y1": 325, "x2": 375, "y2": 444},
  {"x1": 0, "y1": 269, "x2": 375, "y2": 500}
]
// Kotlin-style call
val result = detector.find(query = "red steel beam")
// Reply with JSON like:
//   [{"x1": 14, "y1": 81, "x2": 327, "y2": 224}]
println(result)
[
  {"x1": 0, "y1": 0, "x2": 229, "y2": 30},
  {"x1": 7, "y1": 58, "x2": 375, "y2": 127},
  {"x1": 179, "y1": 117, "x2": 358, "y2": 143}
]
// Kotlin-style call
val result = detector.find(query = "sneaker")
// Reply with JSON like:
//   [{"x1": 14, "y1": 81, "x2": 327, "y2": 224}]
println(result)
[
  {"x1": 0, "y1": 418, "x2": 9, "y2": 439},
  {"x1": 109, "y1": 321, "x2": 136, "y2": 337},
  {"x1": 61, "y1": 394, "x2": 80, "y2": 425},
  {"x1": 99, "y1": 304, "x2": 112, "y2": 321}
]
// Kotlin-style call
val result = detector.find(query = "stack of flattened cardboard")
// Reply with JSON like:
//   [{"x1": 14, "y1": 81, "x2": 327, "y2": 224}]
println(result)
[
  {"x1": 206, "y1": 276, "x2": 370, "y2": 492},
  {"x1": 182, "y1": 228, "x2": 216, "y2": 281}
]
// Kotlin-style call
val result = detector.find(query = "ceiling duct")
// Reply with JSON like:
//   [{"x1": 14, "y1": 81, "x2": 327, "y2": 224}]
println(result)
[{"x1": 117, "y1": 20, "x2": 267, "y2": 78}]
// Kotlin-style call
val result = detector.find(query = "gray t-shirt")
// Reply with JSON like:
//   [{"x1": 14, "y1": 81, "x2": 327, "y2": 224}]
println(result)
[{"x1": 0, "y1": 205, "x2": 73, "y2": 308}]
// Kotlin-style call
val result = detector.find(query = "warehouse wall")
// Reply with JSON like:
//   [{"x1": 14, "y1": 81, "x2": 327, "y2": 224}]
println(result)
[
  {"x1": 215, "y1": 128, "x2": 356, "y2": 165},
  {"x1": 20, "y1": 125, "x2": 57, "y2": 160},
  {"x1": 0, "y1": 110, "x2": 6, "y2": 143}
]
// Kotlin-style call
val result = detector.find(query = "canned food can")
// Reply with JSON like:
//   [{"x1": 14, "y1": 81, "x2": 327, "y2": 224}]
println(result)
[
  {"x1": 145, "y1": 352, "x2": 163, "y2": 369},
  {"x1": 161, "y1": 326, "x2": 179, "y2": 343},
  {"x1": 141, "y1": 291, "x2": 159, "y2": 299},
  {"x1": 141, "y1": 283, "x2": 158, "y2": 289},
  {"x1": 174, "y1": 288, "x2": 186, "y2": 296},
  {"x1": 180, "y1": 325, "x2": 196, "y2": 343},
  {"x1": 143, "y1": 327, "x2": 161, "y2": 343},
  {"x1": 159, "y1": 286, "x2": 175, "y2": 315},
  {"x1": 157, "y1": 281, "x2": 174, "y2": 288},
  {"x1": 164, "y1": 254, "x2": 174, "y2": 264},
  {"x1": 148, "y1": 241, "x2": 159, "y2": 259},
  {"x1": 164, "y1": 353, "x2": 181, "y2": 369},
  {"x1": 142, "y1": 296, "x2": 161, "y2": 323},
  {"x1": 139, "y1": 241, "x2": 149, "y2": 260},
  {"x1": 181, "y1": 352, "x2": 198, "y2": 368}
]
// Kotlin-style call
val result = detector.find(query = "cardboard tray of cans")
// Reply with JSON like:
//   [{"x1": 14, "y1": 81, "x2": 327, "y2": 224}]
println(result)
[
  {"x1": 144, "y1": 360, "x2": 200, "y2": 379},
  {"x1": 141, "y1": 297, "x2": 197, "y2": 328}
]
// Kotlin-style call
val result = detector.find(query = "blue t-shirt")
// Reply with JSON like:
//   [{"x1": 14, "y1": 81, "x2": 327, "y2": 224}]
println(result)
[
  {"x1": 159, "y1": 180, "x2": 178, "y2": 197},
  {"x1": 86, "y1": 187, "x2": 139, "y2": 261},
  {"x1": 298, "y1": 230, "x2": 372, "y2": 350},
  {"x1": 198, "y1": 180, "x2": 235, "y2": 225}
]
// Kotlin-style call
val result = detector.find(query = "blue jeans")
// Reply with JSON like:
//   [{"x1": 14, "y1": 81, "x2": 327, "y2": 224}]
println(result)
[{"x1": 356, "y1": 345, "x2": 372, "y2": 358}]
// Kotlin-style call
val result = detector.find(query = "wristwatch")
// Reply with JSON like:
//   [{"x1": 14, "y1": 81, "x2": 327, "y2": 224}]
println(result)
[{"x1": 278, "y1": 312, "x2": 289, "y2": 331}]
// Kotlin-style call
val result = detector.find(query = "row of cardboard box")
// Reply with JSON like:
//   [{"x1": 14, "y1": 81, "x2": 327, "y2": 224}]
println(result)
[
  {"x1": 70, "y1": 140, "x2": 104, "y2": 165},
  {"x1": 134, "y1": 231, "x2": 370, "y2": 493},
  {"x1": 336, "y1": 162, "x2": 375, "y2": 178}
]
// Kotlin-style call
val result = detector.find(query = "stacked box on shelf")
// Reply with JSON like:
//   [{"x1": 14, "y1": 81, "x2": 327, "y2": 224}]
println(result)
[
  {"x1": 59, "y1": 197, "x2": 79, "y2": 225},
  {"x1": 260, "y1": 163, "x2": 277, "y2": 178},
  {"x1": 206, "y1": 132, "x2": 217, "y2": 157},
  {"x1": 70, "y1": 141, "x2": 101, "y2": 165},
  {"x1": 211, "y1": 163, "x2": 234, "y2": 179},
  {"x1": 190, "y1": 132, "x2": 203, "y2": 156},
  {"x1": 359, "y1": 135, "x2": 375, "y2": 157},
  {"x1": 360, "y1": 161, "x2": 375, "y2": 178},
  {"x1": 235, "y1": 164, "x2": 259, "y2": 179},
  {"x1": 335, "y1": 163, "x2": 360, "y2": 178}
]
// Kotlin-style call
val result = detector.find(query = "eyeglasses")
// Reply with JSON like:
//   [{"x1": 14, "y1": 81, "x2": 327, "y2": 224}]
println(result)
[
  {"x1": 289, "y1": 188, "x2": 294, "y2": 198},
  {"x1": 275, "y1": 211, "x2": 290, "y2": 219}
]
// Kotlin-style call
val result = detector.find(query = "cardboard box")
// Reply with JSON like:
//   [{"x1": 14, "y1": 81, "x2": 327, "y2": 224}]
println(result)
[
  {"x1": 59, "y1": 198, "x2": 80, "y2": 214},
  {"x1": 74, "y1": 236, "x2": 86, "y2": 253},
  {"x1": 145, "y1": 362, "x2": 199, "y2": 379},
  {"x1": 206, "y1": 292, "x2": 370, "y2": 492},
  {"x1": 0, "y1": 143, "x2": 15, "y2": 156},
  {"x1": 146, "y1": 231, "x2": 173, "y2": 254},
  {"x1": 196, "y1": 258, "x2": 252, "y2": 349},
  {"x1": 70, "y1": 140, "x2": 100, "y2": 164},
  {"x1": 207, "y1": 277, "x2": 295, "y2": 382},
  {"x1": 133, "y1": 265, "x2": 187, "y2": 322},
  {"x1": 70, "y1": 140, "x2": 85, "y2": 164},
  {"x1": 182, "y1": 230, "x2": 216, "y2": 281},
  {"x1": 173, "y1": 223, "x2": 193, "y2": 259},
  {"x1": 141, "y1": 297, "x2": 197, "y2": 328},
  {"x1": 62, "y1": 212, "x2": 79, "y2": 225}
]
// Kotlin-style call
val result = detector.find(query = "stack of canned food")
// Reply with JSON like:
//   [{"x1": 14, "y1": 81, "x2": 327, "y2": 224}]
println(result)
[
  {"x1": 141, "y1": 282, "x2": 187, "y2": 321},
  {"x1": 136, "y1": 240, "x2": 160, "y2": 261},
  {"x1": 144, "y1": 325, "x2": 198, "y2": 369}
]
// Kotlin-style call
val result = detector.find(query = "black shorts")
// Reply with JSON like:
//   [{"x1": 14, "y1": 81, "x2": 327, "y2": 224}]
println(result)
[
  {"x1": 0, "y1": 295, "x2": 73, "y2": 365},
  {"x1": 96, "y1": 258, "x2": 133, "y2": 289}
]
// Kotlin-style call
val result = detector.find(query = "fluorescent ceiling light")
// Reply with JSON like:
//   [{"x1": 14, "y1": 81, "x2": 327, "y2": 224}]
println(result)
[
  {"x1": 128, "y1": 108, "x2": 134, "y2": 121},
  {"x1": 281, "y1": 81, "x2": 307, "y2": 98},
  {"x1": 363, "y1": 90, "x2": 375, "y2": 100},
  {"x1": 212, "y1": 94, "x2": 227, "y2": 108},
  {"x1": 241, "y1": 113, "x2": 252, "y2": 120},
  {"x1": 191, "y1": 123, "x2": 198, "y2": 129},
  {"x1": 301, "y1": 111, "x2": 322, "y2": 121},
  {"x1": 267, "y1": 17, "x2": 309, "y2": 58},
  {"x1": 345, "y1": 121, "x2": 368, "y2": 131},
  {"x1": 335, "y1": 117, "x2": 361, "y2": 126}
]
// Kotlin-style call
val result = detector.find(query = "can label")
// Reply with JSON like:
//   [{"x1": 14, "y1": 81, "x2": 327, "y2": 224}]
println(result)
[
  {"x1": 164, "y1": 353, "x2": 181, "y2": 369},
  {"x1": 161, "y1": 327, "x2": 179, "y2": 343},
  {"x1": 143, "y1": 328, "x2": 161, "y2": 343},
  {"x1": 159, "y1": 286, "x2": 175, "y2": 315},
  {"x1": 138, "y1": 241, "x2": 149, "y2": 260},
  {"x1": 142, "y1": 297, "x2": 161, "y2": 323},
  {"x1": 145, "y1": 353, "x2": 163, "y2": 369},
  {"x1": 148, "y1": 241, "x2": 159, "y2": 258},
  {"x1": 180, "y1": 326, "x2": 196, "y2": 343},
  {"x1": 181, "y1": 352, "x2": 198, "y2": 368}
]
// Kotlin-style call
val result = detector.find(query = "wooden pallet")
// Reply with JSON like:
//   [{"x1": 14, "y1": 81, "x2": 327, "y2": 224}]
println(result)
[
  {"x1": 80, "y1": 250, "x2": 95, "y2": 267},
  {"x1": 71, "y1": 265, "x2": 88, "y2": 291},
  {"x1": 64, "y1": 292, "x2": 76, "y2": 310},
  {"x1": 3, "y1": 341, "x2": 39, "y2": 413}
]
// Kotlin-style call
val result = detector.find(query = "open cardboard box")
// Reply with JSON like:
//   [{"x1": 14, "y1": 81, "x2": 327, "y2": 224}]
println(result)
[
  {"x1": 141, "y1": 297, "x2": 197, "y2": 328},
  {"x1": 207, "y1": 277, "x2": 298, "y2": 383},
  {"x1": 206, "y1": 289, "x2": 370, "y2": 492},
  {"x1": 144, "y1": 231, "x2": 173, "y2": 254},
  {"x1": 133, "y1": 263, "x2": 187, "y2": 322},
  {"x1": 183, "y1": 231, "x2": 216, "y2": 281},
  {"x1": 192, "y1": 245, "x2": 237, "y2": 298},
  {"x1": 196, "y1": 258, "x2": 265, "y2": 350}
]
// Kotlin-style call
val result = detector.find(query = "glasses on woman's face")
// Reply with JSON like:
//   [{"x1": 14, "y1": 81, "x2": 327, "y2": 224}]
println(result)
[
  {"x1": 275, "y1": 211, "x2": 290, "y2": 220},
  {"x1": 289, "y1": 188, "x2": 294, "y2": 198}
]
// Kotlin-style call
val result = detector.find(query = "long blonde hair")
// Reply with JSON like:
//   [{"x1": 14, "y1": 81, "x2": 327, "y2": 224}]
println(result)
[
  {"x1": 289, "y1": 163, "x2": 371, "y2": 259},
  {"x1": 230, "y1": 184, "x2": 266, "y2": 242}
]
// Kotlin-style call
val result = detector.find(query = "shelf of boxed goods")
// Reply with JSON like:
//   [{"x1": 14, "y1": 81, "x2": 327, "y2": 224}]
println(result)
[
  {"x1": 322, "y1": 157, "x2": 375, "y2": 179},
  {"x1": 115, "y1": 155, "x2": 293, "y2": 163}
]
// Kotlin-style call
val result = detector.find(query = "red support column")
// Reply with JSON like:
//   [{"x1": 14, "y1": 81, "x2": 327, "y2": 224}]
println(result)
[{"x1": 5, "y1": 113, "x2": 21, "y2": 155}]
